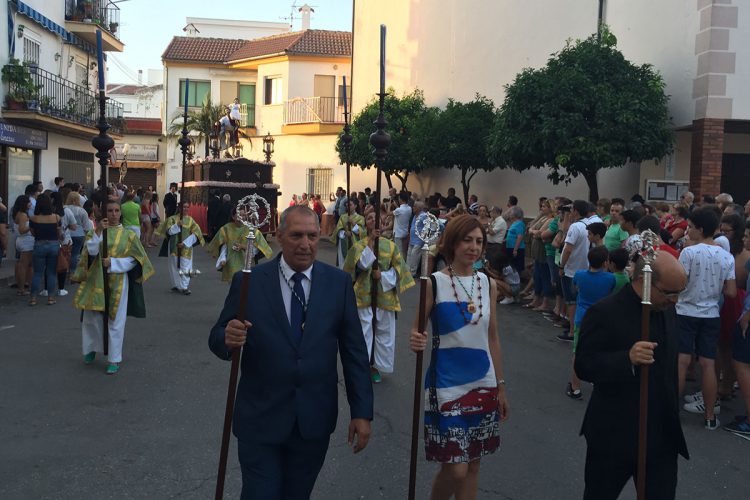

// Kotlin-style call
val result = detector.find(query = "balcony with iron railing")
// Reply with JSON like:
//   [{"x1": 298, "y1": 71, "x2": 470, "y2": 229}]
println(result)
[
  {"x1": 64, "y1": 0, "x2": 123, "y2": 51},
  {"x1": 2, "y1": 64, "x2": 125, "y2": 137}
]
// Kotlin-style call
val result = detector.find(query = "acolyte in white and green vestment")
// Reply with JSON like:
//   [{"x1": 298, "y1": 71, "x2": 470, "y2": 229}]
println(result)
[
  {"x1": 343, "y1": 235, "x2": 415, "y2": 373},
  {"x1": 206, "y1": 222, "x2": 273, "y2": 283},
  {"x1": 155, "y1": 214, "x2": 205, "y2": 290},
  {"x1": 72, "y1": 225, "x2": 154, "y2": 363}
]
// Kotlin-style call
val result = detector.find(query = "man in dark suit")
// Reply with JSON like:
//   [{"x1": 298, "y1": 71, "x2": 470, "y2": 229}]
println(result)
[
  {"x1": 209, "y1": 205, "x2": 373, "y2": 499},
  {"x1": 206, "y1": 189, "x2": 222, "y2": 240},
  {"x1": 163, "y1": 182, "x2": 178, "y2": 218},
  {"x1": 575, "y1": 252, "x2": 689, "y2": 500}
]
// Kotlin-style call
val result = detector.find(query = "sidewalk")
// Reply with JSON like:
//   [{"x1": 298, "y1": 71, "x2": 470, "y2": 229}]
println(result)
[{"x1": 0, "y1": 255, "x2": 16, "y2": 287}]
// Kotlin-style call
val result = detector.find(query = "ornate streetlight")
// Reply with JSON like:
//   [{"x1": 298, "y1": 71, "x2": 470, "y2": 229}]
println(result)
[{"x1": 262, "y1": 131, "x2": 275, "y2": 163}]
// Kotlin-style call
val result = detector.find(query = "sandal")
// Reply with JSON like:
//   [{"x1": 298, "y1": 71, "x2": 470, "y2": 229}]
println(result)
[
  {"x1": 522, "y1": 303, "x2": 539, "y2": 309},
  {"x1": 29, "y1": 298, "x2": 37, "y2": 306},
  {"x1": 47, "y1": 298, "x2": 56, "y2": 305},
  {"x1": 16, "y1": 290, "x2": 30, "y2": 296}
]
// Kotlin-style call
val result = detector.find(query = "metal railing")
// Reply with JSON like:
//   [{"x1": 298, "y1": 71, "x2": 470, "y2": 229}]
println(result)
[
  {"x1": 284, "y1": 97, "x2": 344, "y2": 125},
  {"x1": 3, "y1": 64, "x2": 125, "y2": 133},
  {"x1": 66, "y1": 0, "x2": 121, "y2": 36},
  {"x1": 239, "y1": 103, "x2": 255, "y2": 127}
]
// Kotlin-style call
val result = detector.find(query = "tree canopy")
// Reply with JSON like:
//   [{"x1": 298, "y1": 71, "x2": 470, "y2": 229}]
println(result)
[
  {"x1": 168, "y1": 95, "x2": 223, "y2": 158},
  {"x1": 415, "y1": 95, "x2": 496, "y2": 205},
  {"x1": 337, "y1": 89, "x2": 436, "y2": 191},
  {"x1": 487, "y1": 28, "x2": 673, "y2": 201}
]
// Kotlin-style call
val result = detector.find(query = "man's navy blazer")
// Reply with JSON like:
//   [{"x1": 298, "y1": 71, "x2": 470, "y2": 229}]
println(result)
[{"x1": 209, "y1": 256, "x2": 374, "y2": 444}]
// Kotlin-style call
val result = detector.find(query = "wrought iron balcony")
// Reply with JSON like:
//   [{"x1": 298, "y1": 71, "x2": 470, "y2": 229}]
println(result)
[
  {"x1": 2, "y1": 64, "x2": 125, "y2": 134},
  {"x1": 65, "y1": 0, "x2": 121, "y2": 36},
  {"x1": 283, "y1": 97, "x2": 344, "y2": 125}
]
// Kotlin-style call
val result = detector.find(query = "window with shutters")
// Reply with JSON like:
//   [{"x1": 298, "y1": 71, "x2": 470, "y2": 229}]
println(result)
[{"x1": 306, "y1": 168, "x2": 332, "y2": 198}]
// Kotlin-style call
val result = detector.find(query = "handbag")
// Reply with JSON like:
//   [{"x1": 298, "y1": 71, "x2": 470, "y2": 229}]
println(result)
[{"x1": 57, "y1": 244, "x2": 71, "y2": 273}]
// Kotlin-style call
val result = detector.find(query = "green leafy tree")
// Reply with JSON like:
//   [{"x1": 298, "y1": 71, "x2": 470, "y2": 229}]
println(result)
[
  {"x1": 167, "y1": 94, "x2": 224, "y2": 157},
  {"x1": 338, "y1": 89, "x2": 435, "y2": 191},
  {"x1": 416, "y1": 95, "x2": 496, "y2": 205},
  {"x1": 487, "y1": 28, "x2": 673, "y2": 201}
]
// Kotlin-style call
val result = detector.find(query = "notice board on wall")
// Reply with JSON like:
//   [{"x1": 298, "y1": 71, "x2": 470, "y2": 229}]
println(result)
[{"x1": 645, "y1": 179, "x2": 689, "y2": 202}]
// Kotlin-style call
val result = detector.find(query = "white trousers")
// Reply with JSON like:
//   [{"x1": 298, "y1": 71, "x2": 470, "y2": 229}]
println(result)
[
  {"x1": 406, "y1": 244, "x2": 422, "y2": 275},
  {"x1": 168, "y1": 255, "x2": 192, "y2": 290},
  {"x1": 81, "y1": 273, "x2": 129, "y2": 363},
  {"x1": 358, "y1": 307, "x2": 396, "y2": 373}
]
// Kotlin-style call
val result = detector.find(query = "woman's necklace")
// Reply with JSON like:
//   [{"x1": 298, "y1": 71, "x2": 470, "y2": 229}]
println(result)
[{"x1": 448, "y1": 265, "x2": 483, "y2": 324}]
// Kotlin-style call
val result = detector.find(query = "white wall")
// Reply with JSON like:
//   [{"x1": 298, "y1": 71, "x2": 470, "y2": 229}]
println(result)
[
  {"x1": 109, "y1": 87, "x2": 163, "y2": 119},
  {"x1": 351, "y1": 0, "x2": 717, "y2": 205},
  {"x1": 256, "y1": 60, "x2": 289, "y2": 134},
  {"x1": 185, "y1": 17, "x2": 288, "y2": 40},
  {"x1": 286, "y1": 60, "x2": 350, "y2": 100},
  {"x1": 40, "y1": 134, "x2": 97, "y2": 191}
]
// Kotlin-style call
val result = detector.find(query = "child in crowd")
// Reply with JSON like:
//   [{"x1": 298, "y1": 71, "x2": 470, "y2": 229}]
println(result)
[
  {"x1": 608, "y1": 247, "x2": 631, "y2": 294},
  {"x1": 488, "y1": 253, "x2": 521, "y2": 305},
  {"x1": 566, "y1": 246, "x2": 616, "y2": 399},
  {"x1": 587, "y1": 222, "x2": 607, "y2": 248}
]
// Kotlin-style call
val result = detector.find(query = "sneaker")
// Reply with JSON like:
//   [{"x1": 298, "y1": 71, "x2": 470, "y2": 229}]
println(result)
[
  {"x1": 723, "y1": 418, "x2": 750, "y2": 435},
  {"x1": 499, "y1": 297, "x2": 515, "y2": 305},
  {"x1": 106, "y1": 363, "x2": 120, "y2": 375},
  {"x1": 684, "y1": 391, "x2": 703, "y2": 403},
  {"x1": 371, "y1": 370, "x2": 382, "y2": 384},
  {"x1": 57, "y1": 289, "x2": 68, "y2": 296},
  {"x1": 83, "y1": 352, "x2": 96, "y2": 364},
  {"x1": 182, "y1": 289, "x2": 192, "y2": 296},
  {"x1": 39, "y1": 290, "x2": 48, "y2": 297},
  {"x1": 683, "y1": 400, "x2": 720, "y2": 415},
  {"x1": 566, "y1": 382, "x2": 582, "y2": 400},
  {"x1": 556, "y1": 333, "x2": 574, "y2": 342},
  {"x1": 704, "y1": 417, "x2": 720, "y2": 431}
]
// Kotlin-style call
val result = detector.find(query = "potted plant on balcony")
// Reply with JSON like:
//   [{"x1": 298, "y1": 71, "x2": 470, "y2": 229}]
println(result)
[
  {"x1": 109, "y1": 22, "x2": 119, "y2": 34},
  {"x1": 2, "y1": 58, "x2": 40, "y2": 110}
]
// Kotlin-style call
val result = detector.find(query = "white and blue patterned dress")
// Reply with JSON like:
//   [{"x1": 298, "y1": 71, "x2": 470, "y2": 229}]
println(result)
[{"x1": 424, "y1": 271, "x2": 500, "y2": 463}]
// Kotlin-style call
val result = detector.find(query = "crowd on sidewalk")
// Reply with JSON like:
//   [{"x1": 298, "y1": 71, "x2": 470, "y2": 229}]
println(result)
[{"x1": 328, "y1": 184, "x2": 750, "y2": 438}]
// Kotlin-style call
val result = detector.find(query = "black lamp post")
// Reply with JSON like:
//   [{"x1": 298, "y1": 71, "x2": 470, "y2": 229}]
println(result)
[{"x1": 263, "y1": 131, "x2": 275, "y2": 163}]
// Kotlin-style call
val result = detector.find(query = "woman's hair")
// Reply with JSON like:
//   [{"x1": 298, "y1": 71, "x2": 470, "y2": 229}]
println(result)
[
  {"x1": 438, "y1": 214, "x2": 486, "y2": 263},
  {"x1": 12, "y1": 195, "x2": 30, "y2": 218},
  {"x1": 542, "y1": 198, "x2": 556, "y2": 212},
  {"x1": 151, "y1": 192, "x2": 159, "y2": 203},
  {"x1": 83, "y1": 199, "x2": 94, "y2": 216},
  {"x1": 65, "y1": 191, "x2": 81, "y2": 206},
  {"x1": 672, "y1": 203, "x2": 689, "y2": 219},
  {"x1": 721, "y1": 213, "x2": 745, "y2": 255},
  {"x1": 507, "y1": 205, "x2": 524, "y2": 220},
  {"x1": 35, "y1": 194, "x2": 53, "y2": 215},
  {"x1": 477, "y1": 204, "x2": 489, "y2": 215}
]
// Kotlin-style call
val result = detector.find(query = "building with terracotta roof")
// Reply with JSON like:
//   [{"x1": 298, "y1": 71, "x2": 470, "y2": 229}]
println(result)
[{"x1": 161, "y1": 16, "x2": 353, "y2": 204}]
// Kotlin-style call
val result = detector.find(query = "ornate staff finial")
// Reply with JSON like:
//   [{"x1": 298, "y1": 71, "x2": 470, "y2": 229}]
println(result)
[
  {"x1": 236, "y1": 194, "x2": 271, "y2": 272},
  {"x1": 638, "y1": 229, "x2": 660, "y2": 305}
]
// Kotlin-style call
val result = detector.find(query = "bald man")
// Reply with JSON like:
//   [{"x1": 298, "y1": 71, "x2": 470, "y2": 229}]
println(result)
[{"x1": 575, "y1": 252, "x2": 689, "y2": 500}]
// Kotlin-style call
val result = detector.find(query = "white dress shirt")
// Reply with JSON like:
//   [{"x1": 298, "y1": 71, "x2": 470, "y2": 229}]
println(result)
[{"x1": 279, "y1": 256, "x2": 313, "y2": 324}]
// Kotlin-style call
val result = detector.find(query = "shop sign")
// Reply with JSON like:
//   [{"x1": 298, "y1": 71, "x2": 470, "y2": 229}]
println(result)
[
  {"x1": 114, "y1": 143, "x2": 158, "y2": 161},
  {"x1": 0, "y1": 121, "x2": 48, "y2": 149}
]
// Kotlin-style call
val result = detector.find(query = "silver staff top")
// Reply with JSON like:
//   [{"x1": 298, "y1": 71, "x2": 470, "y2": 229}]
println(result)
[
  {"x1": 415, "y1": 212, "x2": 441, "y2": 246},
  {"x1": 236, "y1": 194, "x2": 271, "y2": 231}
]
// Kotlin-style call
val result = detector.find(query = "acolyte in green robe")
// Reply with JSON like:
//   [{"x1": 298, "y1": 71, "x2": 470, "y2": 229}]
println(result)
[
  {"x1": 72, "y1": 225, "x2": 155, "y2": 320},
  {"x1": 206, "y1": 222, "x2": 273, "y2": 282},
  {"x1": 333, "y1": 212, "x2": 365, "y2": 256},
  {"x1": 155, "y1": 214, "x2": 205, "y2": 258},
  {"x1": 343, "y1": 235, "x2": 415, "y2": 311}
]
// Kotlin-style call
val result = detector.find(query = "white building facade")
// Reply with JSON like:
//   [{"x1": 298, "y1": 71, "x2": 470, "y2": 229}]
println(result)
[
  {"x1": 351, "y1": 0, "x2": 750, "y2": 207},
  {"x1": 1, "y1": 0, "x2": 126, "y2": 204}
]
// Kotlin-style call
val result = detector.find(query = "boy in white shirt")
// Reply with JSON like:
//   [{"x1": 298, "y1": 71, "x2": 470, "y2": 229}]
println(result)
[{"x1": 677, "y1": 207, "x2": 736, "y2": 430}]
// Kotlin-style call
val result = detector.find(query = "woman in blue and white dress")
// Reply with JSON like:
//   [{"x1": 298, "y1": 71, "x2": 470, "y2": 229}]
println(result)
[{"x1": 411, "y1": 214, "x2": 509, "y2": 499}]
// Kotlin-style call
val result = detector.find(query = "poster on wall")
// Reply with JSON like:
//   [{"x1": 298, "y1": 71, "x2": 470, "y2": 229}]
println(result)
[{"x1": 645, "y1": 179, "x2": 689, "y2": 202}]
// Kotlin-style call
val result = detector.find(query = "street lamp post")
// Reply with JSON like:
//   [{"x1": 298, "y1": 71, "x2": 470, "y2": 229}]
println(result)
[{"x1": 262, "y1": 131, "x2": 275, "y2": 163}]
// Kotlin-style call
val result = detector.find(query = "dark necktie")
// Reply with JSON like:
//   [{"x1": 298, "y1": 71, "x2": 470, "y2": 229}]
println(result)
[{"x1": 290, "y1": 272, "x2": 306, "y2": 344}]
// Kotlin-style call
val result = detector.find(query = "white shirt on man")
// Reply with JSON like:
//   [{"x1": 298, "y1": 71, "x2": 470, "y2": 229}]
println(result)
[
  {"x1": 487, "y1": 216, "x2": 507, "y2": 244},
  {"x1": 563, "y1": 214, "x2": 603, "y2": 277},
  {"x1": 279, "y1": 256, "x2": 312, "y2": 324},
  {"x1": 393, "y1": 203, "x2": 412, "y2": 239},
  {"x1": 676, "y1": 243, "x2": 735, "y2": 318}
]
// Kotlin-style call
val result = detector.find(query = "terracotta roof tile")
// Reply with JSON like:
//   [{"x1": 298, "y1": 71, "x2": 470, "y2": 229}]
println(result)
[
  {"x1": 227, "y1": 30, "x2": 351, "y2": 62},
  {"x1": 162, "y1": 37, "x2": 249, "y2": 63}
]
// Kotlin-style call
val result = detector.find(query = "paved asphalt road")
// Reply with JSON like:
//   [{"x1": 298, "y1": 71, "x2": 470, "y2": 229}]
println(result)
[{"x1": 1, "y1": 237, "x2": 748, "y2": 499}]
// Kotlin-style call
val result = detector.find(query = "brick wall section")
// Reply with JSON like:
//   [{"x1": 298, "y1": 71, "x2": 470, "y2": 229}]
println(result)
[{"x1": 690, "y1": 118, "x2": 724, "y2": 198}]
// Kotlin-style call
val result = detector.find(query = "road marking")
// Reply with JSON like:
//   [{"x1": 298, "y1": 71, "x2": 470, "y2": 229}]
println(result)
[{"x1": 0, "y1": 325, "x2": 15, "y2": 332}]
